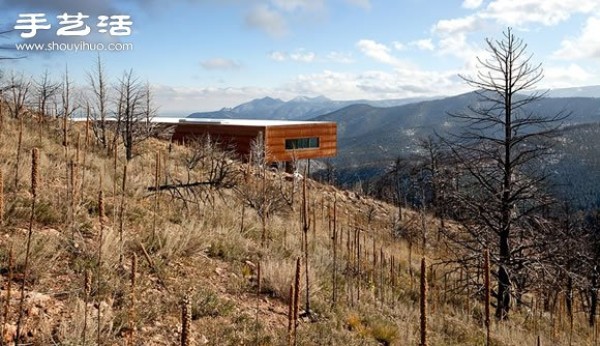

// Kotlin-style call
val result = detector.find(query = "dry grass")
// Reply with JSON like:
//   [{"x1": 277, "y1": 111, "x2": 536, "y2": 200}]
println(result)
[{"x1": 0, "y1": 114, "x2": 597, "y2": 345}]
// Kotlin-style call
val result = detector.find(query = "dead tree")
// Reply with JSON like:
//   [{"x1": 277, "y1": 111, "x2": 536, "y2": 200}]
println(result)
[
  {"x1": 164, "y1": 134, "x2": 238, "y2": 209},
  {"x1": 33, "y1": 70, "x2": 61, "y2": 118},
  {"x1": 374, "y1": 157, "x2": 410, "y2": 224},
  {"x1": 87, "y1": 55, "x2": 109, "y2": 149},
  {"x1": 6, "y1": 71, "x2": 30, "y2": 119},
  {"x1": 60, "y1": 66, "x2": 78, "y2": 145},
  {"x1": 114, "y1": 69, "x2": 155, "y2": 160},
  {"x1": 443, "y1": 28, "x2": 568, "y2": 320}
]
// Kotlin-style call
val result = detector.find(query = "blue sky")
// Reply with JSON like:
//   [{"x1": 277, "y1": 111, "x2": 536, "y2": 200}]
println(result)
[{"x1": 1, "y1": 0, "x2": 599, "y2": 114}]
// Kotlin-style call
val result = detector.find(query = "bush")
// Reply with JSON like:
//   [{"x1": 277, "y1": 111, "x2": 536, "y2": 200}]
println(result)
[{"x1": 369, "y1": 319, "x2": 398, "y2": 345}]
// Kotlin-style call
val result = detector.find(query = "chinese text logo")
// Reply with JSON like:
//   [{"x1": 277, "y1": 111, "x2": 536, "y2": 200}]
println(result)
[{"x1": 14, "y1": 12, "x2": 132, "y2": 38}]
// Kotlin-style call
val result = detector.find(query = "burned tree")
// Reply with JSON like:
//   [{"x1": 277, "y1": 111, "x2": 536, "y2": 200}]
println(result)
[
  {"x1": 88, "y1": 55, "x2": 110, "y2": 149},
  {"x1": 374, "y1": 157, "x2": 411, "y2": 223},
  {"x1": 6, "y1": 71, "x2": 30, "y2": 119},
  {"x1": 33, "y1": 70, "x2": 61, "y2": 118},
  {"x1": 444, "y1": 28, "x2": 567, "y2": 319},
  {"x1": 114, "y1": 69, "x2": 156, "y2": 160}
]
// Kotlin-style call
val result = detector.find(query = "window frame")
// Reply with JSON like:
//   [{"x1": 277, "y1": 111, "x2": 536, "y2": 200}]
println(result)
[{"x1": 285, "y1": 137, "x2": 320, "y2": 150}]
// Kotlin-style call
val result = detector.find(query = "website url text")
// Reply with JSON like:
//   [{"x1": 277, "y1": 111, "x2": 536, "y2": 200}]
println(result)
[{"x1": 15, "y1": 41, "x2": 134, "y2": 52}]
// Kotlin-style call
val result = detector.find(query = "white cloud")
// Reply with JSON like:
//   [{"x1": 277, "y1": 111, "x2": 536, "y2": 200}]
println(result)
[
  {"x1": 155, "y1": 65, "x2": 471, "y2": 114},
  {"x1": 270, "y1": 0, "x2": 326, "y2": 12},
  {"x1": 438, "y1": 34, "x2": 477, "y2": 60},
  {"x1": 433, "y1": 15, "x2": 482, "y2": 35},
  {"x1": 285, "y1": 67, "x2": 467, "y2": 101},
  {"x1": 269, "y1": 51, "x2": 287, "y2": 61},
  {"x1": 411, "y1": 39, "x2": 435, "y2": 51},
  {"x1": 153, "y1": 84, "x2": 295, "y2": 114},
  {"x1": 482, "y1": 0, "x2": 598, "y2": 26},
  {"x1": 356, "y1": 39, "x2": 400, "y2": 66},
  {"x1": 428, "y1": 0, "x2": 600, "y2": 76},
  {"x1": 542, "y1": 64, "x2": 592, "y2": 88},
  {"x1": 432, "y1": 0, "x2": 599, "y2": 46},
  {"x1": 553, "y1": 15, "x2": 600, "y2": 60},
  {"x1": 393, "y1": 41, "x2": 405, "y2": 51},
  {"x1": 344, "y1": 0, "x2": 371, "y2": 9},
  {"x1": 462, "y1": 0, "x2": 483, "y2": 9},
  {"x1": 245, "y1": 4, "x2": 288, "y2": 38},
  {"x1": 269, "y1": 49, "x2": 317, "y2": 62},
  {"x1": 326, "y1": 51, "x2": 354, "y2": 64},
  {"x1": 290, "y1": 50, "x2": 316, "y2": 62},
  {"x1": 431, "y1": 15, "x2": 484, "y2": 68},
  {"x1": 287, "y1": 70, "x2": 360, "y2": 99},
  {"x1": 200, "y1": 58, "x2": 242, "y2": 70}
]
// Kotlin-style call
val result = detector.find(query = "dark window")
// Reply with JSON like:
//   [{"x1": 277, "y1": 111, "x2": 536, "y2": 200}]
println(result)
[{"x1": 285, "y1": 137, "x2": 320, "y2": 150}]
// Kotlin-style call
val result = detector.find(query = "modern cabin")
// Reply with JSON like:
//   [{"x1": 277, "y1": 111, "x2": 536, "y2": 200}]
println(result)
[{"x1": 157, "y1": 117, "x2": 337, "y2": 163}]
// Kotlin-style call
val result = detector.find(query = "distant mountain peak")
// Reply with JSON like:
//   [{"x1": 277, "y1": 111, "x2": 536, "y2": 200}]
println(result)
[
  {"x1": 187, "y1": 94, "x2": 440, "y2": 121},
  {"x1": 257, "y1": 96, "x2": 284, "y2": 103},
  {"x1": 229, "y1": 96, "x2": 285, "y2": 114},
  {"x1": 290, "y1": 95, "x2": 330, "y2": 103}
]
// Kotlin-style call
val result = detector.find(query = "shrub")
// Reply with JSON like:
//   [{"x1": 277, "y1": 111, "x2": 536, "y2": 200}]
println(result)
[{"x1": 369, "y1": 319, "x2": 398, "y2": 346}]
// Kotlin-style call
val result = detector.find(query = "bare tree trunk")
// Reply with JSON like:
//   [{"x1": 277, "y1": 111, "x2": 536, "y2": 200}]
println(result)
[
  {"x1": 591, "y1": 273, "x2": 598, "y2": 327},
  {"x1": 496, "y1": 231, "x2": 511, "y2": 320},
  {"x1": 88, "y1": 55, "x2": 108, "y2": 148},
  {"x1": 302, "y1": 170, "x2": 311, "y2": 315}
]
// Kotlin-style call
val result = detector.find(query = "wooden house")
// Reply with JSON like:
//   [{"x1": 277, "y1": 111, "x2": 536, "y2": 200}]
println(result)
[{"x1": 165, "y1": 118, "x2": 337, "y2": 163}]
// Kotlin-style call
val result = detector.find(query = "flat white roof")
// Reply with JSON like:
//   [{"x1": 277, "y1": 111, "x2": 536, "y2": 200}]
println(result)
[
  {"x1": 179, "y1": 118, "x2": 327, "y2": 126},
  {"x1": 73, "y1": 117, "x2": 331, "y2": 126}
]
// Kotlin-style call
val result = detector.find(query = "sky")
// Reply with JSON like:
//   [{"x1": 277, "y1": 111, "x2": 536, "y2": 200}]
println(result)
[{"x1": 0, "y1": 0, "x2": 599, "y2": 115}]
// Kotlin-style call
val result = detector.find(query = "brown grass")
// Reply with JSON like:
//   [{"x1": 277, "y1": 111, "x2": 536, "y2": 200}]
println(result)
[{"x1": 0, "y1": 114, "x2": 597, "y2": 345}]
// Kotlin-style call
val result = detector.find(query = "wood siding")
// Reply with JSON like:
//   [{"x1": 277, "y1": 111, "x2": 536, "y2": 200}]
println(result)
[
  {"x1": 171, "y1": 122, "x2": 337, "y2": 162},
  {"x1": 172, "y1": 123, "x2": 266, "y2": 159},
  {"x1": 266, "y1": 123, "x2": 337, "y2": 162}
]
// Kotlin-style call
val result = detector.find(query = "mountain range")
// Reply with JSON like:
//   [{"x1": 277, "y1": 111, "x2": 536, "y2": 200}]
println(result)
[
  {"x1": 186, "y1": 86, "x2": 600, "y2": 208},
  {"x1": 312, "y1": 92, "x2": 600, "y2": 168},
  {"x1": 187, "y1": 86, "x2": 600, "y2": 122},
  {"x1": 187, "y1": 95, "x2": 438, "y2": 120}
]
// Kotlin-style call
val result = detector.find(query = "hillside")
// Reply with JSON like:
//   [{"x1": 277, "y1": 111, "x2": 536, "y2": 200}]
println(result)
[
  {"x1": 314, "y1": 92, "x2": 600, "y2": 169},
  {"x1": 549, "y1": 123, "x2": 600, "y2": 209},
  {"x1": 0, "y1": 112, "x2": 595, "y2": 345}
]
